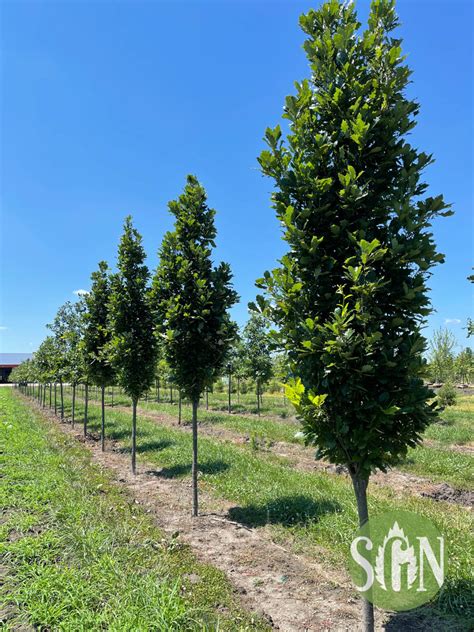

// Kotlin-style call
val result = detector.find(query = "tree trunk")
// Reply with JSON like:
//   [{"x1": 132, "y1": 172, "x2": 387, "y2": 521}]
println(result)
[
  {"x1": 54, "y1": 383, "x2": 57, "y2": 415},
  {"x1": 191, "y1": 398, "x2": 199, "y2": 517},
  {"x1": 206, "y1": 388, "x2": 209, "y2": 410},
  {"x1": 228, "y1": 371, "x2": 232, "y2": 414},
  {"x1": 178, "y1": 392, "x2": 182, "y2": 425},
  {"x1": 131, "y1": 398, "x2": 137, "y2": 475},
  {"x1": 237, "y1": 377, "x2": 240, "y2": 404},
  {"x1": 72, "y1": 383, "x2": 76, "y2": 427},
  {"x1": 256, "y1": 382, "x2": 260, "y2": 417},
  {"x1": 49, "y1": 383, "x2": 52, "y2": 408},
  {"x1": 84, "y1": 382, "x2": 89, "y2": 437},
  {"x1": 111, "y1": 386, "x2": 114, "y2": 408},
  {"x1": 170, "y1": 385, "x2": 173, "y2": 404},
  {"x1": 101, "y1": 385, "x2": 106, "y2": 452},
  {"x1": 351, "y1": 473, "x2": 375, "y2": 632},
  {"x1": 60, "y1": 380, "x2": 64, "y2": 420},
  {"x1": 157, "y1": 378, "x2": 160, "y2": 403}
]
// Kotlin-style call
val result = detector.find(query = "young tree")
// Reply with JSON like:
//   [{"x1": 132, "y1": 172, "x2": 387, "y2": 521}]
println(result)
[
  {"x1": 83, "y1": 261, "x2": 115, "y2": 449},
  {"x1": 152, "y1": 175, "x2": 238, "y2": 516},
  {"x1": 223, "y1": 333, "x2": 243, "y2": 413},
  {"x1": 428, "y1": 327, "x2": 456, "y2": 383},
  {"x1": 455, "y1": 347, "x2": 473, "y2": 385},
  {"x1": 254, "y1": 1, "x2": 451, "y2": 629},
  {"x1": 35, "y1": 336, "x2": 61, "y2": 410},
  {"x1": 48, "y1": 302, "x2": 83, "y2": 421},
  {"x1": 108, "y1": 217, "x2": 157, "y2": 474},
  {"x1": 241, "y1": 314, "x2": 273, "y2": 415}
]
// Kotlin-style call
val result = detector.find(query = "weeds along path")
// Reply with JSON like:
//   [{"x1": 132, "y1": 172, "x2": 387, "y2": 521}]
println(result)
[
  {"x1": 81, "y1": 396, "x2": 474, "y2": 508},
  {"x1": 39, "y1": 389, "x2": 474, "y2": 631}
]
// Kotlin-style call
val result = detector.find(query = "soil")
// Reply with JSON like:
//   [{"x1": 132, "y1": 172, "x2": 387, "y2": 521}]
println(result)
[{"x1": 420, "y1": 484, "x2": 474, "y2": 507}]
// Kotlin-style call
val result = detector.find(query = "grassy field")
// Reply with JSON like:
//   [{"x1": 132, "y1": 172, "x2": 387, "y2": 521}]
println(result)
[
  {"x1": 424, "y1": 396, "x2": 474, "y2": 446},
  {"x1": 72, "y1": 387, "x2": 474, "y2": 490},
  {"x1": 52, "y1": 387, "x2": 474, "y2": 628},
  {"x1": 0, "y1": 388, "x2": 268, "y2": 631}
]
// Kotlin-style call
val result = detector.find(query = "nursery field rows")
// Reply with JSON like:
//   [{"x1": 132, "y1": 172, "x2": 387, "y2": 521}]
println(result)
[{"x1": 40, "y1": 387, "x2": 474, "y2": 630}]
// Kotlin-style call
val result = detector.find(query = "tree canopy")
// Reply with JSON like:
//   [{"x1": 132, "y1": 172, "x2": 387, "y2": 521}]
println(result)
[{"x1": 152, "y1": 175, "x2": 238, "y2": 403}]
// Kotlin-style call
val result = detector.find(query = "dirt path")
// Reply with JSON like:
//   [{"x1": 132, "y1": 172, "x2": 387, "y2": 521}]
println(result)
[{"x1": 104, "y1": 403, "x2": 473, "y2": 509}]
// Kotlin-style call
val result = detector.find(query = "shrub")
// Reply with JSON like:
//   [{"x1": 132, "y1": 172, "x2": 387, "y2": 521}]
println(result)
[{"x1": 437, "y1": 382, "x2": 457, "y2": 407}]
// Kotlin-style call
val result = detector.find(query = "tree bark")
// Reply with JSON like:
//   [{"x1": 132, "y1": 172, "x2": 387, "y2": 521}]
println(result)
[
  {"x1": 49, "y1": 383, "x2": 52, "y2": 408},
  {"x1": 228, "y1": 371, "x2": 232, "y2": 414},
  {"x1": 60, "y1": 379, "x2": 64, "y2": 420},
  {"x1": 131, "y1": 398, "x2": 137, "y2": 475},
  {"x1": 101, "y1": 385, "x2": 106, "y2": 452},
  {"x1": 111, "y1": 387, "x2": 114, "y2": 408},
  {"x1": 178, "y1": 392, "x2": 182, "y2": 425},
  {"x1": 192, "y1": 398, "x2": 199, "y2": 517},
  {"x1": 351, "y1": 473, "x2": 375, "y2": 632},
  {"x1": 256, "y1": 382, "x2": 260, "y2": 417},
  {"x1": 206, "y1": 388, "x2": 209, "y2": 410},
  {"x1": 54, "y1": 383, "x2": 57, "y2": 415},
  {"x1": 84, "y1": 382, "x2": 89, "y2": 437},
  {"x1": 72, "y1": 383, "x2": 76, "y2": 427}
]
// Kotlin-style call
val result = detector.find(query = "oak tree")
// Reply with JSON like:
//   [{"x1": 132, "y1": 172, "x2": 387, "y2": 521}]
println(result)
[
  {"x1": 152, "y1": 176, "x2": 238, "y2": 516},
  {"x1": 108, "y1": 217, "x2": 157, "y2": 474},
  {"x1": 254, "y1": 1, "x2": 451, "y2": 628},
  {"x1": 83, "y1": 261, "x2": 115, "y2": 448}
]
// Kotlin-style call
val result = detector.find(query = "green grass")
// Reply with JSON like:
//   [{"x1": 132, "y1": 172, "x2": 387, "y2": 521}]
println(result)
[
  {"x1": 62, "y1": 385, "x2": 300, "y2": 445},
  {"x1": 74, "y1": 386, "x2": 473, "y2": 490},
  {"x1": 52, "y1": 389, "x2": 474, "y2": 628},
  {"x1": 423, "y1": 396, "x2": 474, "y2": 446},
  {"x1": 0, "y1": 388, "x2": 268, "y2": 631},
  {"x1": 80, "y1": 384, "x2": 291, "y2": 420},
  {"x1": 401, "y1": 445, "x2": 474, "y2": 490}
]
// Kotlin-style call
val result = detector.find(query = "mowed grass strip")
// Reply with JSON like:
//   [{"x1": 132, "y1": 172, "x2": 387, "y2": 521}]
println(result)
[
  {"x1": 57, "y1": 392, "x2": 473, "y2": 627},
  {"x1": 0, "y1": 389, "x2": 268, "y2": 631},
  {"x1": 423, "y1": 396, "x2": 474, "y2": 447},
  {"x1": 71, "y1": 387, "x2": 474, "y2": 490}
]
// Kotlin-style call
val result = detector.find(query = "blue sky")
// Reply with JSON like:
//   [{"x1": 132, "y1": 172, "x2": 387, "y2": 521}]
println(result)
[{"x1": 1, "y1": 0, "x2": 472, "y2": 354}]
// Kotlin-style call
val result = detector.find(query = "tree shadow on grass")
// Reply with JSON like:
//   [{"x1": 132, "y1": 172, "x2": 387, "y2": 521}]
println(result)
[
  {"x1": 107, "y1": 429, "x2": 135, "y2": 441},
  {"x1": 150, "y1": 460, "x2": 229, "y2": 479},
  {"x1": 228, "y1": 494, "x2": 340, "y2": 528},
  {"x1": 118, "y1": 439, "x2": 173, "y2": 454}
]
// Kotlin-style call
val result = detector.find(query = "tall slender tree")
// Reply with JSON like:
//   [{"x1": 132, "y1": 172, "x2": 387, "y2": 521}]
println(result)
[
  {"x1": 152, "y1": 175, "x2": 238, "y2": 516},
  {"x1": 35, "y1": 337, "x2": 60, "y2": 408},
  {"x1": 241, "y1": 314, "x2": 274, "y2": 416},
  {"x1": 48, "y1": 301, "x2": 83, "y2": 421},
  {"x1": 108, "y1": 217, "x2": 157, "y2": 474},
  {"x1": 83, "y1": 261, "x2": 115, "y2": 449},
  {"x1": 253, "y1": 1, "x2": 451, "y2": 629}
]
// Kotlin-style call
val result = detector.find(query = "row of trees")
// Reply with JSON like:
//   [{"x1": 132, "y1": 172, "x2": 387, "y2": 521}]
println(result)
[
  {"x1": 12, "y1": 177, "x2": 280, "y2": 517},
  {"x1": 12, "y1": 1, "x2": 467, "y2": 628}
]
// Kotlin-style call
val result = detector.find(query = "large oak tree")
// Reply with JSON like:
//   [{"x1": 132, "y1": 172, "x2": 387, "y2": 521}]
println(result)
[{"x1": 253, "y1": 1, "x2": 451, "y2": 628}]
